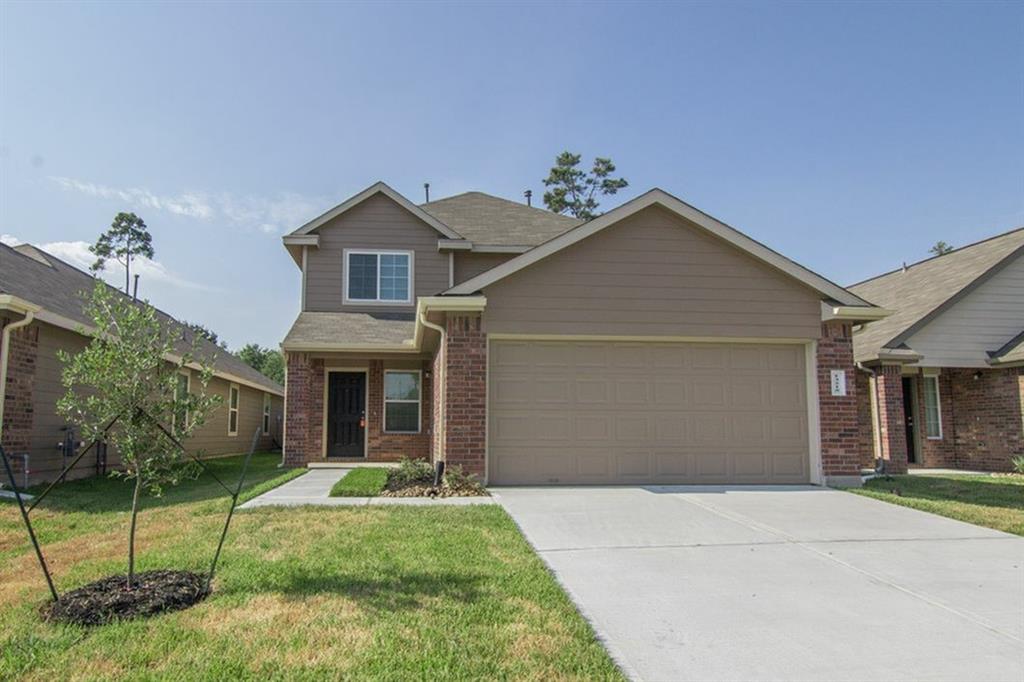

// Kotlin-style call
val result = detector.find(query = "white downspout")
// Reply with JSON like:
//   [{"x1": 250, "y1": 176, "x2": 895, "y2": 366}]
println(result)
[
  {"x1": 856, "y1": 362, "x2": 884, "y2": 474},
  {"x1": 418, "y1": 313, "x2": 446, "y2": 464},
  {"x1": 0, "y1": 310, "x2": 36, "y2": 444}
]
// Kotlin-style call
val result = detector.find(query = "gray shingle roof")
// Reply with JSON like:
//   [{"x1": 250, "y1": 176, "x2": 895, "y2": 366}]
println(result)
[
  {"x1": 849, "y1": 227, "x2": 1024, "y2": 363},
  {"x1": 282, "y1": 311, "x2": 416, "y2": 349},
  {"x1": 420, "y1": 192, "x2": 581, "y2": 246},
  {"x1": 0, "y1": 242, "x2": 283, "y2": 394}
]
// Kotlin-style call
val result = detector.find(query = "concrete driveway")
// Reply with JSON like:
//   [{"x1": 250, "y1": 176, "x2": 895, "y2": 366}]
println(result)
[{"x1": 493, "y1": 486, "x2": 1024, "y2": 682}]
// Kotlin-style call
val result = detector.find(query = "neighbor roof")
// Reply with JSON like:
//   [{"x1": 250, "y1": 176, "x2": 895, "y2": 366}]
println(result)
[
  {"x1": 281, "y1": 311, "x2": 416, "y2": 351},
  {"x1": 988, "y1": 330, "x2": 1024, "y2": 366},
  {"x1": 420, "y1": 191, "x2": 581, "y2": 246},
  {"x1": 0, "y1": 242, "x2": 284, "y2": 395},
  {"x1": 848, "y1": 227, "x2": 1024, "y2": 363}
]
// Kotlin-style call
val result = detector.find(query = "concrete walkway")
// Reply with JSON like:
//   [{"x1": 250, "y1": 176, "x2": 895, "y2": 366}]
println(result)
[
  {"x1": 494, "y1": 486, "x2": 1024, "y2": 682},
  {"x1": 239, "y1": 468, "x2": 494, "y2": 508}
]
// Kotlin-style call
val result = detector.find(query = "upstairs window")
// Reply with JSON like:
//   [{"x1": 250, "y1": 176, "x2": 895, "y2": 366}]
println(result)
[{"x1": 344, "y1": 250, "x2": 413, "y2": 304}]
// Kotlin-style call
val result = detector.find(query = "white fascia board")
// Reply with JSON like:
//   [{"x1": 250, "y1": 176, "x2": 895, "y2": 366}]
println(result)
[
  {"x1": 446, "y1": 188, "x2": 870, "y2": 307},
  {"x1": 821, "y1": 302, "x2": 892, "y2": 322},
  {"x1": 0, "y1": 294, "x2": 42, "y2": 314},
  {"x1": 288, "y1": 181, "x2": 462, "y2": 240},
  {"x1": 438, "y1": 239, "x2": 473, "y2": 251}
]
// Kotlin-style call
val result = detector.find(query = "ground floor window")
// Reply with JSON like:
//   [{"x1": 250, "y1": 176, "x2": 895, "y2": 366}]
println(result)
[
  {"x1": 262, "y1": 393, "x2": 271, "y2": 435},
  {"x1": 384, "y1": 370, "x2": 420, "y2": 433},
  {"x1": 173, "y1": 372, "x2": 190, "y2": 435},
  {"x1": 923, "y1": 375, "x2": 942, "y2": 439},
  {"x1": 228, "y1": 383, "x2": 240, "y2": 436}
]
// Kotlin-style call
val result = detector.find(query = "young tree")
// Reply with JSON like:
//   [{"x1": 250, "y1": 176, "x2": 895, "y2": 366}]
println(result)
[
  {"x1": 57, "y1": 282, "x2": 220, "y2": 588},
  {"x1": 929, "y1": 241, "x2": 954, "y2": 257},
  {"x1": 542, "y1": 152, "x2": 629, "y2": 220},
  {"x1": 90, "y1": 212, "x2": 155, "y2": 295}
]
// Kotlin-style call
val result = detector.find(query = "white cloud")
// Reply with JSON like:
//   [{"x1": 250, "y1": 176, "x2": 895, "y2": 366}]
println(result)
[
  {"x1": 50, "y1": 176, "x2": 325, "y2": 235},
  {"x1": 4, "y1": 234, "x2": 211, "y2": 292}
]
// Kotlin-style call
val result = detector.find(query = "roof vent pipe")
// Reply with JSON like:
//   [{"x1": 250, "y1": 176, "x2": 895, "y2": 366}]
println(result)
[
  {"x1": 901, "y1": 261, "x2": 907, "y2": 273},
  {"x1": 424, "y1": 182, "x2": 430, "y2": 202},
  {"x1": 132, "y1": 274, "x2": 140, "y2": 301},
  {"x1": 524, "y1": 189, "x2": 532, "y2": 207}
]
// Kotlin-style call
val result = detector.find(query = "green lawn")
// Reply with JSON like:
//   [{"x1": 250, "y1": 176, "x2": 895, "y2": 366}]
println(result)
[
  {"x1": 850, "y1": 473, "x2": 1024, "y2": 536},
  {"x1": 0, "y1": 454, "x2": 621, "y2": 681},
  {"x1": 329, "y1": 467, "x2": 388, "y2": 497}
]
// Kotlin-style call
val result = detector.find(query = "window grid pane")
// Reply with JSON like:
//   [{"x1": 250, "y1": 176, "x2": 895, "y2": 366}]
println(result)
[
  {"x1": 348, "y1": 254, "x2": 379, "y2": 300},
  {"x1": 384, "y1": 371, "x2": 420, "y2": 401},
  {"x1": 385, "y1": 402, "x2": 419, "y2": 432},
  {"x1": 923, "y1": 377, "x2": 941, "y2": 438},
  {"x1": 379, "y1": 254, "x2": 409, "y2": 301}
]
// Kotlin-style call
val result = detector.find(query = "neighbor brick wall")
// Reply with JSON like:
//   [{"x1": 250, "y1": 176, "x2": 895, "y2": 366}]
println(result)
[
  {"x1": 875, "y1": 365, "x2": 908, "y2": 474},
  {"x1": 855, "y1": 369, "x2": 875, "y2": 469},
  {"x1": 444, "y1": 313, "x2": 486, "y2": 478},
  {"x1": 947, "y1": 367, "x2": 1023, "y2": 472},
  {"x1": 817, "y1": 321, "x2": 860, "y2": 480},
  {"x1": 365, "y1": 359, "x2": 432, "y2": 462},
  {"x1": 0, "y1": 317, "x2": 39, "y2": 475}
]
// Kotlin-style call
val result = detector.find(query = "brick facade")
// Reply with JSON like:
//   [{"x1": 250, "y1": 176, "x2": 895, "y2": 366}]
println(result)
[
  {"x1": 947, "y1": 367, "x2": 1023, "y2": 471},
  {"x1": 855, "y1": 370, "x2": 876, "y2": 469},
  {"x1": 816, "y1": 321, "x2": 860, "y2": 481},
  {"x1": 874, "y1": 365, "x2": 909, "y2": 474},
  {"x1": 443, "y1": 313, "x2": 487, "y2": 478},
  {"x1": 0, "y1": 317, "x2": 39, "y2": 475},
  {"x1": 283, "y1": 352, "x2": 432, "y2": 466}
]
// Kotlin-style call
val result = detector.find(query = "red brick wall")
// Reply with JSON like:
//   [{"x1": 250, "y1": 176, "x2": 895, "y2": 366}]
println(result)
[
  {"x1": 817, "y1": 321, "x2": 860, "y2": 479},
  {"x1": 365, "y1": 359, "x2": 432, "y2": 462},
  {"x1": 283, "y1": 352, "x2": 319, "y2": 466},
  {"x1": 444, "y1": 313, "x2": 486, "y2": 478},
  {"x1": 855, "y1": 369, "x2": 876, "y2": 469},
  {"x1": 947, "y1": 367, "x2": 1023, "y2": 472},
  {"x1": 875, "y1": 365, "x2": 908, "y2": 474},
  {"x1": 0, "y1": 318, "x2": 38, "y2": 473}
]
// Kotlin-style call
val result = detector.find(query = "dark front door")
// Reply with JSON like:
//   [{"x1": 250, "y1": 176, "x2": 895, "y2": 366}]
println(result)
[
  {"x1": 327, "y1": 372, "x2": 366, "y2": 458},
  {"x1": 902, "y1": 377, "x2": 917, "y2": 464}
]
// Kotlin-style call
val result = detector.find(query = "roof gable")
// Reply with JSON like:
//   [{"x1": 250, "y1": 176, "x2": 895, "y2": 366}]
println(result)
[
  {"x1": 445, "y1": 188, "x2": 870, "y2": 307},
  {"x1": 288, "y1": 181, "x2": 462, "y2": 240}
]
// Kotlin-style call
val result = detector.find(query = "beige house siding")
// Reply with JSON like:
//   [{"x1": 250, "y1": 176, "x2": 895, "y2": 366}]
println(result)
[
  {"x1": 482, "y1": 205, "x2": 823, "y2": 339},
  {"x1": 20, "y1": 320, "x2": 281, "y2": 484},
  {"x1": 903, "y1": 253, "x2": 1024, "y2": 367},
  {"x1": 453, "y1": 252, "x2": 515, "y2": 285},
  {"x1": 304, "y1": 193, "x2": 449, "y2": 313}
]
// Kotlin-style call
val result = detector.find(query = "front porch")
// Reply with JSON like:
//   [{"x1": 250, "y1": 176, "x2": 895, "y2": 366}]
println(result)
[{"x1": 857, "y1": 364, "x2": 1024, "y2": 473}]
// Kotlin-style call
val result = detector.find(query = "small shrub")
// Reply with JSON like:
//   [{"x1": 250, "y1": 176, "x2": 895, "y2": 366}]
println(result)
[
  {"x1": 389, "y1": 458, "x2": 434, "y2": 487},
  {"x1": 443, "y1": 464, "x2": 486, "y2": 494},
  {"x1": 330, "y1": 468, "x2": 388, "y2": 497},
  {"x1": 1012, "y1": 456, "x2": 1024, "y2": 475}
]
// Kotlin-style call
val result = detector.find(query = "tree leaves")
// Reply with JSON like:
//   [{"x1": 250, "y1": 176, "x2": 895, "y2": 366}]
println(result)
[
  {"x1": 542, "y1": 151, "x2": 628, "y2": 220},
  {"x1": 90, "y1": 212, "x2": 154, "y2": 294}
]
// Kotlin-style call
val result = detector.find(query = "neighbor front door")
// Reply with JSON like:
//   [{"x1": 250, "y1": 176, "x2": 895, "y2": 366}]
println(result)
[
  {"x1": 902, "y1": 376, "x2": 917, "y2": 464},
  {"x1": 327, "y1": 372, "x2": 365, "y2": 458}
]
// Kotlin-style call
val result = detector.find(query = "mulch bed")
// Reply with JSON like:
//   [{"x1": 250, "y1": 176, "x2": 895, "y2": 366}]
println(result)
[
  {"x1": 381, "y1": 482, "x2": 489, "y2": 498},
  {"x1": 42, "y1": 569, "x2": 210, "y2": 626}
]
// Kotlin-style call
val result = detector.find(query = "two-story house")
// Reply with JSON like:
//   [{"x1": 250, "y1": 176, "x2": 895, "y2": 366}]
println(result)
[{"x1": 280, "y1": 182, "x2": 889, "y2": 487}]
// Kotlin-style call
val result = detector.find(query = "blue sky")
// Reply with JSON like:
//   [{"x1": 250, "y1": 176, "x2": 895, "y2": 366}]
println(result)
[{"x1": 1, "y1": 1, "x2": 1021, "y2": 349}]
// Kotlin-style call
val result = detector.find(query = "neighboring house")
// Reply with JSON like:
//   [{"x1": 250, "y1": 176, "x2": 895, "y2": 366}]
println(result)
[
  {"x1": 281, "y1": 181, "x2": 887, "y2": 486},
  {"x1": 849, "y1": 228, "x2": 1024, "y2": 473},
  {"x1": 0, "y1": 243, "x2": 284, "y2": 484}
]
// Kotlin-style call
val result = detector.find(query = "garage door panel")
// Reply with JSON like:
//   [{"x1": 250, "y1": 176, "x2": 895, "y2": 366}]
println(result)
[{"x1": 489, "y1": 340, "x2": 810, "y2": 485}]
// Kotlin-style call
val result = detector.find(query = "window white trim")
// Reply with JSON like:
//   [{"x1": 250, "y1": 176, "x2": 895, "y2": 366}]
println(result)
[
  {"x1": 343, "y1": 249, "x2": 415, "y2": 305},
  {"x1": 383, "y1": 369, "x2": 422, "y2": 434},
  {"x1": 923, "y1": 375, "x2": 943, "y2": 440},
  {"x1": 228, "y1": 383, "x2": 240, "y2": 437},
  {"x1": 262, "y1": 393, "x2": 271, "y2": 436},
  {"x1": 173, "y1": 370, "x2": 190, "y2": 435}
]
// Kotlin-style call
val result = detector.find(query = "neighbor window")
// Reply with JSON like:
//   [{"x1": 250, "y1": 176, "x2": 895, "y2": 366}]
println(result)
[
  {"x1": 923, "y1": 375, "x2": 942, "y2": 439},
  {"x1": 262, "y1": 393, "x2": 271, "y2": 436},
  {"x1": 173, "y1": 372, "x2": 190, "y2": 435},
  {"x1": 228, "y1": 383, "x2": 240, "y2": 436},
  {"x1": 384, "y1": 370, "x2": 421, "y2": 433},
  {"x1": 345, "y1": 250, "x2": 412, "y2": 303}
]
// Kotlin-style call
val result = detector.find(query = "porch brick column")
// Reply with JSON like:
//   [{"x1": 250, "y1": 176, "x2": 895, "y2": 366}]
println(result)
[
  {"x1": 817, "y1": 321, "x2": 860, "y2": 483},
  {"x1": 283, "y1": 352, "x2": 323, "y2": 467},
  {"x1": 875, "y1": 364, "x2": 908, "y2": 474},
  {"x1": 444, "y1": 313, "x2": 486, "y2": 479}
]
